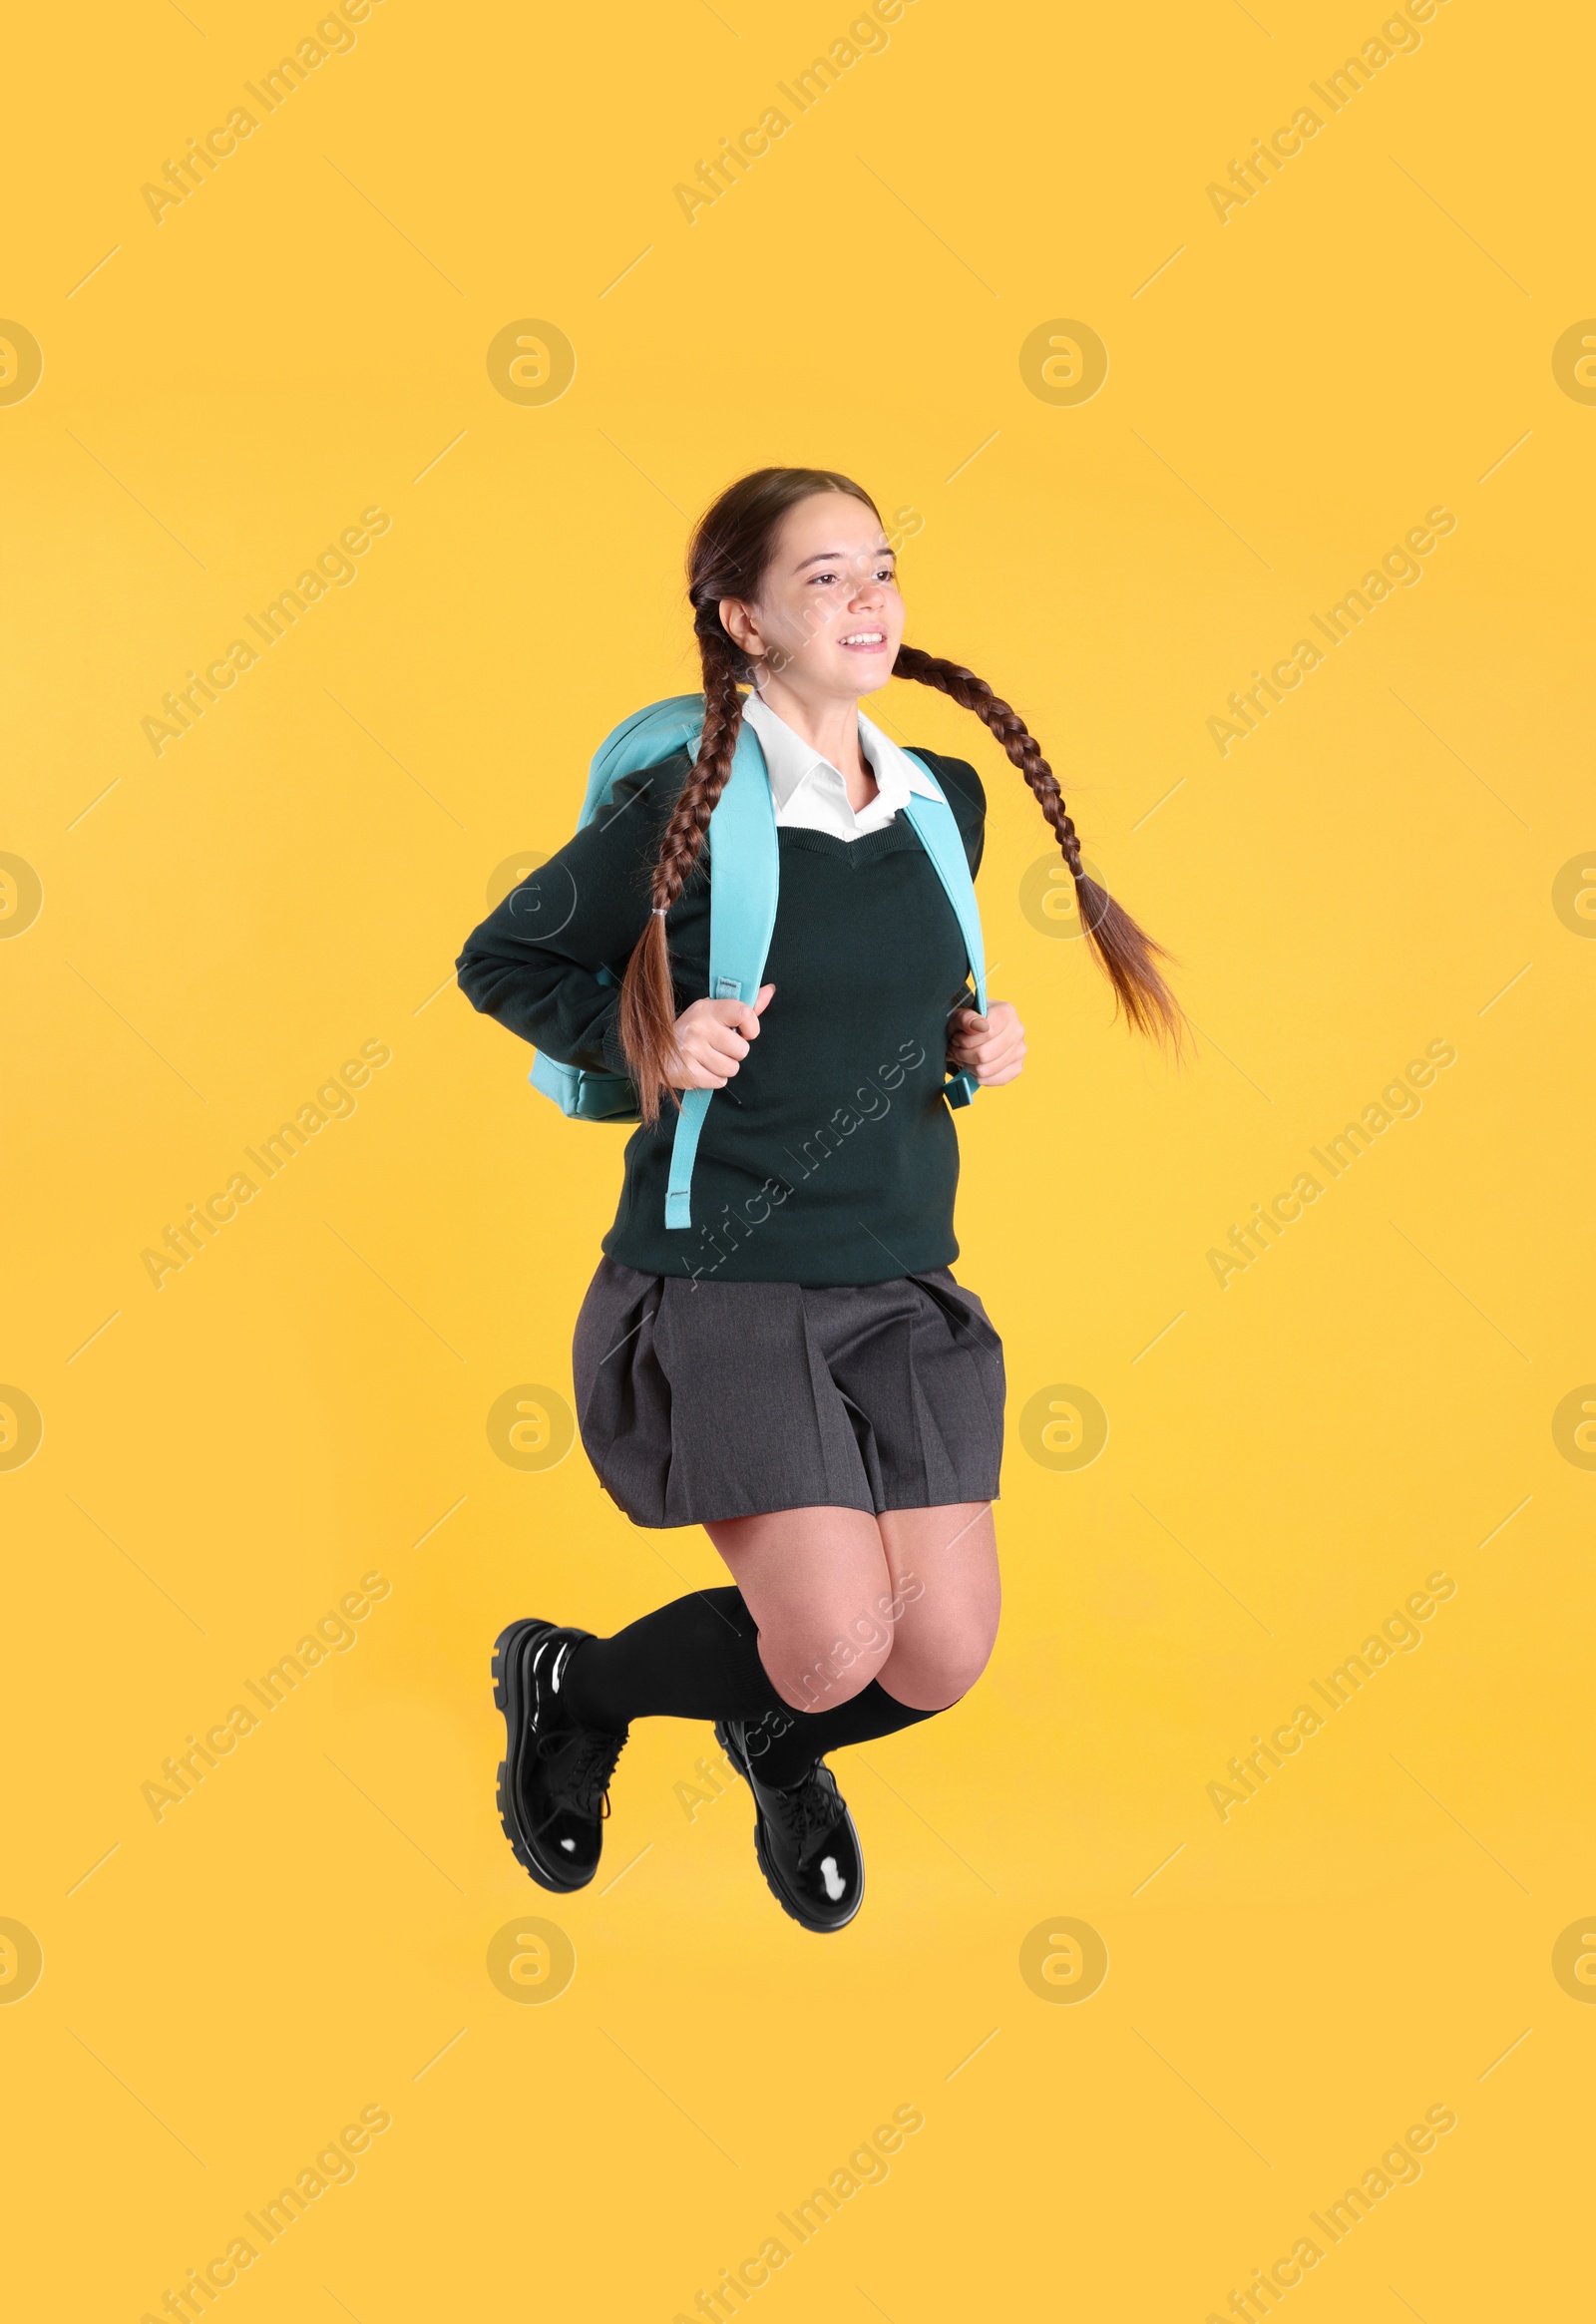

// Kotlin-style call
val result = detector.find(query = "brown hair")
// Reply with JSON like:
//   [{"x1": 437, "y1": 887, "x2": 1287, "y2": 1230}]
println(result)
[{"x1": 618, "y1": 466, "x2": 1184, "y2": 1121}]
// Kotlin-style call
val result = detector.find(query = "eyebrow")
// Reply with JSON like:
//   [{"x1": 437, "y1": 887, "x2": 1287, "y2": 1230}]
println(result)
[{"x1": 793, "y1": 547, "x2": 895, "y2": 571}]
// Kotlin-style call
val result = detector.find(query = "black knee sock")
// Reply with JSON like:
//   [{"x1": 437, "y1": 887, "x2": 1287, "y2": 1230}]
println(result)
[
  {"x1": 560, "y1": 1587, "x2": 786, "y2": 1733},
  {"x1": 558, "y1": 1588, "x2": 957, "y2": 1786},
  {"x1": 752, "y1": 1682, "x2": 947, "y2": 1788}
]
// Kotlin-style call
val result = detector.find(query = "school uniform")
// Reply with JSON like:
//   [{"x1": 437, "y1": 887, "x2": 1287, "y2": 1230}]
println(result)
[{"x1": 456, "y1": 694, "x2": 1006, "y2": 1527}]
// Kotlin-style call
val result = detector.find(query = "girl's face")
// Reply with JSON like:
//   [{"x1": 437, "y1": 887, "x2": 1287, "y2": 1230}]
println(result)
[{"x1": 723, "y1": 492, "x2": 905, "y2": 702}]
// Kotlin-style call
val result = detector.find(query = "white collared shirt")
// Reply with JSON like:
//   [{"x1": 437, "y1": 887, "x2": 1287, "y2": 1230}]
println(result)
[{"x1": 741, "y1": 688, "x2": 942, "y2": 840}]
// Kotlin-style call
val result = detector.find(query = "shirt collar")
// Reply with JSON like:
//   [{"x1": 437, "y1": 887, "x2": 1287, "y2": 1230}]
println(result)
[{"x1": 740, "y1": 688, "x2": 943, "y2": 813}]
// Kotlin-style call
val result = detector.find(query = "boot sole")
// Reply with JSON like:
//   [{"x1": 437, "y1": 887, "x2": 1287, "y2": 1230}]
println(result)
[
  {"x1": 714, "y1": 1719, "x2": 864, "y2": 1935},
  {"x1": 493, "y1": 1619, "x2": 596, "y2": 1895}
]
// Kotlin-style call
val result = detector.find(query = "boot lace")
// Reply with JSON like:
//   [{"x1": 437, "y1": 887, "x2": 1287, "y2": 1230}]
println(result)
[
  {"x1": 764, "y1": 1765, "x2": 845, "y2": 1867},
  {"x1": 541, "y1": 1725, "x2": 627, "y2": 1819}
]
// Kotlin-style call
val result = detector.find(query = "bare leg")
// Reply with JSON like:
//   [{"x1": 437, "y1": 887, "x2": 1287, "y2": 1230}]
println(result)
[
  {"x1": 703, "y1": 1507, "x2": 896, "y2": 1712},
  {"x1": 705, "y1": 1501, "x2": 1000, "y2": 1715},
  {"x1": 874, "y1": 1501, "x2": 1000, "y2": 1710}
]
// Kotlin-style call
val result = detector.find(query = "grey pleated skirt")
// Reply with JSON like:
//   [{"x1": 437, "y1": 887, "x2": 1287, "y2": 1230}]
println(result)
[{"x1": 572, "y1": 1257, "x2": 1005, "y2": 1529}]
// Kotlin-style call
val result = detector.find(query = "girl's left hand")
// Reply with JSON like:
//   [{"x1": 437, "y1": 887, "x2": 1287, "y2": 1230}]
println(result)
[{"x1": 947, "y1": 998, "x2": 1026, "y2": 1086}]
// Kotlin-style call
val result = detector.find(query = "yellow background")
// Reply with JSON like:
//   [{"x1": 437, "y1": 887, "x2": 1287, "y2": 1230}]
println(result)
[{"x1": 4, "y1": 0, "x2": 1591, "y2": 2315}]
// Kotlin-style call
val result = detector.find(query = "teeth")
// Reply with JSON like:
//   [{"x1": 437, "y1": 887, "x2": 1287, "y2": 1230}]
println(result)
[{"x1": 841, "y1": 632, "x2": 884, "y2": 645}]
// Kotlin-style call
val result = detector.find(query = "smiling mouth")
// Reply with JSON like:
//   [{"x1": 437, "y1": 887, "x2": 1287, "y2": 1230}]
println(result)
[{"x1": 838, "y1": 630, "x2": 887, "y2": 649}]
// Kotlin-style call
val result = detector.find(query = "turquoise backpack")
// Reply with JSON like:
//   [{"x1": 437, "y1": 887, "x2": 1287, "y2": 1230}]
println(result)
[{"x1": 528, "y1": 694, "x2": 988, "y2": 1230}]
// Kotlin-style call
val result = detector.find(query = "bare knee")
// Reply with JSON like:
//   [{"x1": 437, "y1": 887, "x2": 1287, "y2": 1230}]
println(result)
[
  {"x1": 762, "y1": 1607, "x2": 893, "y2": 1715},
  {"x1": 882, "y1": 1609, "x2": 998, "y2": 1712}
]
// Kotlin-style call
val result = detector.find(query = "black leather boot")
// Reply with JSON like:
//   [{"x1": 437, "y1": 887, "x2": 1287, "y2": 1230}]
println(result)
[
  {"x1": 494, "y1": 1620, "x2": 626, "y2": 1892},
  {"x1": 715, "y1": 1717, "x2": 865, "y2": 1933}
]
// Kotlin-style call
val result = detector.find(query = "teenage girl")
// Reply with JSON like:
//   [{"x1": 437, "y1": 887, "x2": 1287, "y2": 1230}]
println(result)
[{"x1": 457, "y1": 466, "x2": 1181, "y2": 1933}]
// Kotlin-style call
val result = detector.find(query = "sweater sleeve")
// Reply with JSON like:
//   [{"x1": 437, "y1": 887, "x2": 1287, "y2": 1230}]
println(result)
[{"x1": 454, "y1": 755, "x2": 686, "y2": 1073}]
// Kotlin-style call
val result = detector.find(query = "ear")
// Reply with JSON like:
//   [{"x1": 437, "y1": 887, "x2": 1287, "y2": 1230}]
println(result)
[{"x1": 719, "y1": 593, "x2": 763, "y2": 659}]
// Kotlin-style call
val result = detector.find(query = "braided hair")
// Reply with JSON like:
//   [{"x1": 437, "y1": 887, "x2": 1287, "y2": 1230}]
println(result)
[{"x1": 618, "y1": 467, "x2": 1184, "y2": 1123}]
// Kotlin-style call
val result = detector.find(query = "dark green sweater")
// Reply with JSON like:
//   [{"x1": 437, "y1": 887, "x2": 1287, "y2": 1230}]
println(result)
[{"x1": 456, "y1": 743, "x2": 986, "y2": 1286}]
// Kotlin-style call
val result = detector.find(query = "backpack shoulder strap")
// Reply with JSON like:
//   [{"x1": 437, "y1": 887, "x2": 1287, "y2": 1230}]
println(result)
[
  {"x1": 663, "y1": 719, "x2": 779, "y2": 1231},
  {"x1": 902, "y1": 753, "x2": 988, "y2": 1107}
]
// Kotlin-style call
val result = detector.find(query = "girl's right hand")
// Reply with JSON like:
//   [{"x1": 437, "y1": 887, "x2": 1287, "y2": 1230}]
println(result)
[{"x1": 667, "y1": 983, "x2": 775, "y2": 1090}]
